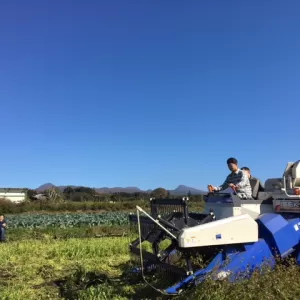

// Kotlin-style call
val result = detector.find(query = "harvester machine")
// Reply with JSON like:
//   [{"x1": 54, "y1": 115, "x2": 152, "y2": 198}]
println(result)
[{"x1": 128, "y1": 160, "x2": 300, "y2": 295}]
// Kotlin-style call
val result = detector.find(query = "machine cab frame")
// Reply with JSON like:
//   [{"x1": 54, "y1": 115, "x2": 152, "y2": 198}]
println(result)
[{"x1": 204, "y1": 160, "x2": 300, "y2": 220}]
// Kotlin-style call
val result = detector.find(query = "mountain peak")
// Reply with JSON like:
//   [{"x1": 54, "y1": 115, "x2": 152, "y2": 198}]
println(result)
[
  {"x1": 36, "y1": 183, "x2": 56, "y2": 192},
  {"x1": 175, "y1": 185, "x2": 188, "y2": 189},
  {"x1": 171, "y1": 185, "x2": 206, "y2": 195}
]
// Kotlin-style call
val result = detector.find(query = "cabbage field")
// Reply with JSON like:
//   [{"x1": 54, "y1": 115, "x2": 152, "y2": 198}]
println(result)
[{"x1": 5, "y1": 212, "x2": 129, "y2": 228}]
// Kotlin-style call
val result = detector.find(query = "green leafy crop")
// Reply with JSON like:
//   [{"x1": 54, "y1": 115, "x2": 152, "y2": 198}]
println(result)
[{"x1": 5, "y1": 212, "x2": 129, "y2": 229}]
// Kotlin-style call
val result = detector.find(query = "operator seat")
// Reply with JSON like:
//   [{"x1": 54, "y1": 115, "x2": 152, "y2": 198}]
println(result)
[{"x1": 249, "y1": 178, "x2": 260, "y2": 199}]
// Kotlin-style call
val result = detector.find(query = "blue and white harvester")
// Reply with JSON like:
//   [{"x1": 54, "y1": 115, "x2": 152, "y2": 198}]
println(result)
[{"x1": 128, "y1": 160, "x2": 300, "y2": 295}]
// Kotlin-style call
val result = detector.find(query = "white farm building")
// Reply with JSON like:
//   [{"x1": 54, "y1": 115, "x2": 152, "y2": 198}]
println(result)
[{"x1": 0, "y1": 188, "x2": 27, "y2": 203}]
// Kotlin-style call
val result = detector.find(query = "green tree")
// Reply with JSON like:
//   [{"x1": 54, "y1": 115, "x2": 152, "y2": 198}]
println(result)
[
  {"x1": 63, "y1": 186, "x2": 75, "y2": 200},
  {"x1": 71, "y1": 187, "x2": 97, "y2": 202},
  {"x1": 150, "y1": 188, "x2": 169, "y2": 199},
  {"x1": 26, "y1": 189, "x2": 37, "y2": 201},
  {"x1": 74, "y1": 187, "x2": 96, "y2": 196}
]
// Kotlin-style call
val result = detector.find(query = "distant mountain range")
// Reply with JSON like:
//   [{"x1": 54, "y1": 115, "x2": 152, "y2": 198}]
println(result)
[{"x1": 35, "y1": 183, "x2": 206, "y2": 195}]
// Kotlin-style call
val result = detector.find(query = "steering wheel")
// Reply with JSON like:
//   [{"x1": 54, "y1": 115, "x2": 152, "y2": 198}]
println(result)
[
  {"x1": 230, "y1": 185, "x2": 237, "y2": 193},
  {"x1": 207, "y1": 184, "x2": 237, "y2": 195}
]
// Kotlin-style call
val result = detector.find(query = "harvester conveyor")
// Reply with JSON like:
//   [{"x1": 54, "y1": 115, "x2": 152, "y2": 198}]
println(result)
[{"x1": 128, "y1": 160, "x2": 300, "y2": 295}]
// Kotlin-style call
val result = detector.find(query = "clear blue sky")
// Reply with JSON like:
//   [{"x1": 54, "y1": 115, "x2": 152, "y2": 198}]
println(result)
[{"x1": 1, "y1": 0, "x2": 300, "y2": 190}]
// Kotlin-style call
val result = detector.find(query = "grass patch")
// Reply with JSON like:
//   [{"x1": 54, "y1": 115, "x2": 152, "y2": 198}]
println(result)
[
  {"x1": 0, "y1": 237, "x2": 132, "y2": 299},
  {"x1": 178, "y1": 259, "x2": 300, "y2": 300},
  {"x1": 1, "y1": 234, "x2": 300, "y2": 299}
]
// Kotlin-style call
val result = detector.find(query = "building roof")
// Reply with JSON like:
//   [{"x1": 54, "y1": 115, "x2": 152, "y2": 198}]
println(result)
[{"x1": 0, "y1": 188, "x2": 27, "y2": 193}]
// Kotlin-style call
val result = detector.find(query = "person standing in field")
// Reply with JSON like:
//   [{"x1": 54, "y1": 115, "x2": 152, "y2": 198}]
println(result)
[{"x1": 0, "y1": 215, "x2": 7, "y2": 242}]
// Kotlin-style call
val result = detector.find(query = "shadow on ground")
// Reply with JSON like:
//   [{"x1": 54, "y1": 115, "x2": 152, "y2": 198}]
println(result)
[{"x1": 34, "y1": 262, "x2": 177, "y2": 300}]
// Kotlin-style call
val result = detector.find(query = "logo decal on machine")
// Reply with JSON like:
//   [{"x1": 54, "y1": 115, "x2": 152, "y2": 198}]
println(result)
[{"x1": 274, "y1": 200, "x2": 300, "y2": 212}]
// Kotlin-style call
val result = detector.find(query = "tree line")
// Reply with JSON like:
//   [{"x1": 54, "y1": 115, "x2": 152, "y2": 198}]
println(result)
[{"x1": 26, "y1": 186, "x2": 203, "y2": 203}]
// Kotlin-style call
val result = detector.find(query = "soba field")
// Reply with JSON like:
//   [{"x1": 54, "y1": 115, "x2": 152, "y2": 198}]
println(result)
[{"x1": 2, "y1": 211, "x2": 300, "y2": 300}]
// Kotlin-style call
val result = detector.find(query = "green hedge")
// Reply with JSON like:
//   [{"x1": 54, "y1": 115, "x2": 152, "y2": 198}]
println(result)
[{"x1": 0, "y1": 198, "x2": 149, "y2": 214}]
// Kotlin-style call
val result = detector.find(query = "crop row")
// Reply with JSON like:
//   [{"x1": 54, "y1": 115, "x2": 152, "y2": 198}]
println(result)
[{"x1": 5, "y1": 212, "x2": 130, "y2": 228}]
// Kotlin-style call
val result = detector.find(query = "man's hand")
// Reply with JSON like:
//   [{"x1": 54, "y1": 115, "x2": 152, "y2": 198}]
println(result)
[
  {"x1": 208, "y1": 185, "x2": 218, "y2": 191},
  {"x1": 228, "y1": 183, "x2": 236, "y2": 189}
]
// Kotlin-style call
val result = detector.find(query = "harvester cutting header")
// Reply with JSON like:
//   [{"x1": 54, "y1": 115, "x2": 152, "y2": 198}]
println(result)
[{"x1": 128, "y1": 159, "x2": 300, "y2": 295}]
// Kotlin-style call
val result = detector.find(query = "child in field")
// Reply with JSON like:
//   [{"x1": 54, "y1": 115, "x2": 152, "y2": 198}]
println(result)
[{"x1": 0, "y1": 215, "x2": 7, "y2": 242}]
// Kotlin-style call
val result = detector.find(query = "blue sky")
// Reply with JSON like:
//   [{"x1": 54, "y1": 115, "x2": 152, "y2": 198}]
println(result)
[{"x1": 0, "y1": 1, "x2": 300, "y2": 190}]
